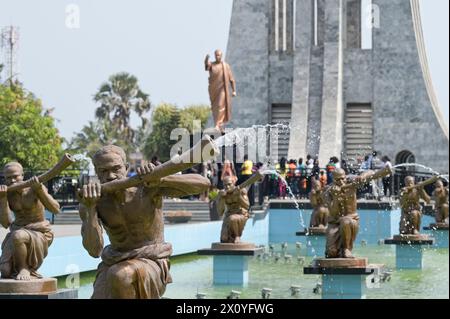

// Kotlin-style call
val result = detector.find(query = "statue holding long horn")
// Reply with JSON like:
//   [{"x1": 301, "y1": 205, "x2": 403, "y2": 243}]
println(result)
[
  {"x1": 78, "y1": 135, "x2": 219, "y2": 299},
  {"x1": 0, "y1": 154, "x2": 75, "y2": 280}
]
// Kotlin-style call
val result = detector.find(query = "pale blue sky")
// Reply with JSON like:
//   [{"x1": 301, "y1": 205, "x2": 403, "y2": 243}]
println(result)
[{"x1": 0, "y1": 0, "x2": 448, "y2": 141}]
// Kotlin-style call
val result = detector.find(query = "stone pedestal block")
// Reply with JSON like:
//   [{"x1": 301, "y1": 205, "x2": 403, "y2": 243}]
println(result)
[
  {"x1": 385, "y1": 235, "x2": 434, "y2": 269},
  {"x1": 198, "y1": 242, "x2": 263, "y2": 286},
  {"x1": 304, "y1": 258, "x2": 381, "y2": 299},
  {"x1": 0, "y1": 278, "x2": 78, "y2": 299}
]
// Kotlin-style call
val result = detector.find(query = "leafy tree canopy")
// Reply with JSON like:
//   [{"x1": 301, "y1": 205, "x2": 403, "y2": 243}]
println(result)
[{"x1": 0, "y1": 83, "x2": 63, "y2": 171}]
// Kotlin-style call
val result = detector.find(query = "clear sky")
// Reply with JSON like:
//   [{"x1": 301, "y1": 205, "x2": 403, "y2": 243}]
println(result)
[{"x1": 0, "y1": 0, "x2": 448, "y2": 141}]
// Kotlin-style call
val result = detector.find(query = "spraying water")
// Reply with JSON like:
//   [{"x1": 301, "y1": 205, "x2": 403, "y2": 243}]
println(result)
[
  {"x1": 393, "y1": 163, "x2": 448, "y2": 182},
  {"x1": 214, "y1": 123, "x2": 291, "y2": 148},
  {"x1": 73, "y1": 153, "x2": 96, "y2": 176},
  {"x1": 261, "y1": 169, "x2": 307, "y2": 229},
  {"x1": 214, "y1": 124, "x2": 308, "y2": 227}
]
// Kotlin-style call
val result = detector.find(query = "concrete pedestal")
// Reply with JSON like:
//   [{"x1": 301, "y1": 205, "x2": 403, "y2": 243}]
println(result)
[
  {"x1": 424, "y1": 224, "x2": 449, "y2": 249},
  {"x1": 385, "y1": 235, "x2": 434, "y2": 269},
  {"x1": 296, "y1": 227, "x2": 327, "y2": 257},
  {"x1": 197, "y1": 243, "x2": 263, "y2": 286},
  {"x1": 322, "y1": 274, "x2": 365, "y2": 299},
  {"x1": 304, "y1": 258, "x2": 381, "y2": 299},
  {"x1": 0, "y1": 289, "x2": 78, "y2": 299},
  {"x1": 0, "y1": 278, "x2": 78, "y2": 299}
]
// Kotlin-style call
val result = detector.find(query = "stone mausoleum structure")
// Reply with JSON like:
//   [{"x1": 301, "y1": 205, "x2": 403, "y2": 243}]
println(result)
[{"x1": 225, "y1": 0, "x2": 448, "y2": 173}]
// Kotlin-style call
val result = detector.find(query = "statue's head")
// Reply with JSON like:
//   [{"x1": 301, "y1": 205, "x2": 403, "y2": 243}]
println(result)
[
  {"x1": 215, "y1": 49, "x2": 223, "y2": 63},
  {"x1": 435, "y1": 180, "x2": 444, "y2": 189},
  {"x1": 3, "y1": 162, "x2": 24, "y2": 186},
  {"x1": 92, "y1": 145, "x2": 128, "y2": 183},
  {"x1": 332, "y1": 168, "x2": 346, "y2": 187},
  {"x1": 223, "y1": 176, "x2": 235, "y2": 193},
  {"x1": 312, "y1": 178, "x2": 322, "y2": 191},
  {"x1": 405, "y1": 176, "x2": 415, "y2": 187}
]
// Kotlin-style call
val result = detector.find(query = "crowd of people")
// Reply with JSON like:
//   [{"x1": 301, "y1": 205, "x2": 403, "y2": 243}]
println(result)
[{"x1": 143, "y1": 151, "x2": 395, "y2": 206}]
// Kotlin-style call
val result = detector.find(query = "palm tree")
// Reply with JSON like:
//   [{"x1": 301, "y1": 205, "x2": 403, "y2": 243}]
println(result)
[
  {"x1": 94, "y1": 72, "x2": 151, "y2": 145},
  {"x1": 69, "y1": 120, "x2": 128, "y2": 158}
]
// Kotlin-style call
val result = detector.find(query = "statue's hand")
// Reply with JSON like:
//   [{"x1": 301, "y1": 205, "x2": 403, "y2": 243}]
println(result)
[
  {"x1": 137, "y1": 163, "x2": 156, "y2": 187},
  {"x1": 137, "y1": 163, "x2": 155, "y2": 177},
  {"x1": 0, "y1": 185, "x2": 7, "y2": 199},
  {"x1": 79, "y1": 183, "x2": 101, "y2": 208},
  {"x1": 331, "y1": 185, "x2": 341, "y2": 196},
  {"x1": 232, "y1": 91, "x2": 237, "y2": 97},
  {"x1": 219, "y1": 190, "x2": 227, "y2": 197},
  {"x1": 30, "y1": 176, "x2": 43, "y2": 192}
]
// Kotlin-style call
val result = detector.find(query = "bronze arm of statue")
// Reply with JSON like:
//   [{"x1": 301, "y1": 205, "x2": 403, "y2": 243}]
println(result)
[
  {"x1": 230, "y1": 75, "x2": 237, "y2": 97},
  {"x1": 402, "y1": 175, "x2": 440, "y2": 193},
  {"x1": 343, "y1": 166, "x2": 392, "y2": 190},
  {"x1": 237, "y1": 171, "x2": 263, "y2": 190},
  {"x1": 400, "y1": 176, "x2": 439, "y2": 205},
  {"x1": 204, "y1": 54, "x2": 211, "y2": 71},
  {"x1": 217, "y1": 191, "x2": 226, "y2": 218}
]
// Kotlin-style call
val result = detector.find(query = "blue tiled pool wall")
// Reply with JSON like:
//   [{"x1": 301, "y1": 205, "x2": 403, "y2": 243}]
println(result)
[{"x1": 2, "y1": 207, "x2": 441, "y2": 278}]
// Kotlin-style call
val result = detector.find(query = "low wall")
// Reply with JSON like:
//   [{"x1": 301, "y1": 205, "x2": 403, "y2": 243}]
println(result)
[{"x1": 17, "y1": 212, "x2": 269, "y2": 278}]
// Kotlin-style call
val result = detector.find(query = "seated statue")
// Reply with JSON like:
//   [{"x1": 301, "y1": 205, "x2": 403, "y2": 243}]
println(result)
[
  {"x1": 217, "y1": 172, "x2": 262, "y2": 243},
  {"x1": 399, "y1": 176, "x2": 436, "y2": 235},
  {"x1": 78, "y1": 145, "x2": 211, "y2": 299},
  {"x1": 309, "y1": 178, "x2": 328, "y2": 228},
  {"x1": 433, "y1": 180, "x2": 449, "y2": 225},
  {"x1": 0, "y1": 162, "x2": 60, "y2": 280},
  {"x1": 322, "y1": 167, "x2": 391, "y2": 258}
]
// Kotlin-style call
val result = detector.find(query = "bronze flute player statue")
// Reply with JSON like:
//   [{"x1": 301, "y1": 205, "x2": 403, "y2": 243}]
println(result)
[
  {"x1": 78, "y1": 135, "x2": 219, "y2": 299},
  {"x1": 0, "y1": 154, "x2": 75, "y2": 280},
  {"x1": 322, "y1": 167, "x2": 392, "y2": 258},
  {"x1": 399, "y1": 175, "x2": 439, "y2": 235},
  {"x1": 217, "y1": 171, "x2": 263, "y2": 244}
]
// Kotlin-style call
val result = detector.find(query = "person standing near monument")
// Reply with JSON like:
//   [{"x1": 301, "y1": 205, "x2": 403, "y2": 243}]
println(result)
[
  {"x1": 322, "y1": 167, "x2": 391, "y2": 258},
  {"x1": 240, "y1": 155, "x2": 254, "y2": 206},
  {"x1": 78, "y1": 145, "x2": 211, "y2": 299},
  {"x1": 204, "y1": 49, "x2": 236, "y2": 132},
  {"x1": 0, "y1": 162, "x2": 60, "y2": 280}
]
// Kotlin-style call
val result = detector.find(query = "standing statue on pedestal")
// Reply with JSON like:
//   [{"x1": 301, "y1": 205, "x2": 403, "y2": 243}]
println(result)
[
  {"x1": 323, "y1": 167, "x2": 391, "y2": 258},
  {"x1": 433, "y1": 180, "x2": 449, "y2": 225},
  {"x1": 217, "y1": 172, "x2": 262, "y2": 243},
  {"x1": 205, "y1": 49, "x2": 236, "y2": 132},
  {"x1": 399, "y1": 176, "x2": 439, "y2": 235},
  {"x1": 78, "y1": 138, "x2": 215, "y2": 299},
  {"x1": 0, "y1": 162, "x2": 60, "y2": 280},
  {"x1": 309, "y1": 178, "x2": 328, "y2": 229}
]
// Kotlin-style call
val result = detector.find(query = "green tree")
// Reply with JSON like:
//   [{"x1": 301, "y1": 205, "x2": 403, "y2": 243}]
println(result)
[
  {"x1": 94, "y1": 72, "x2": 151, "y2": 146},
  {"x1": 0, "y1": 83, "x2": 63, "y2": 170},
  {"x1": 68, "y1": 120, "x2": 128, "y2": 159},
  {"x1": 178, "y1": 104, "x2": 211, "y2": 132},
  {"x1": 143, "y1": 103, "x2": 180, "y2": 162}
]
